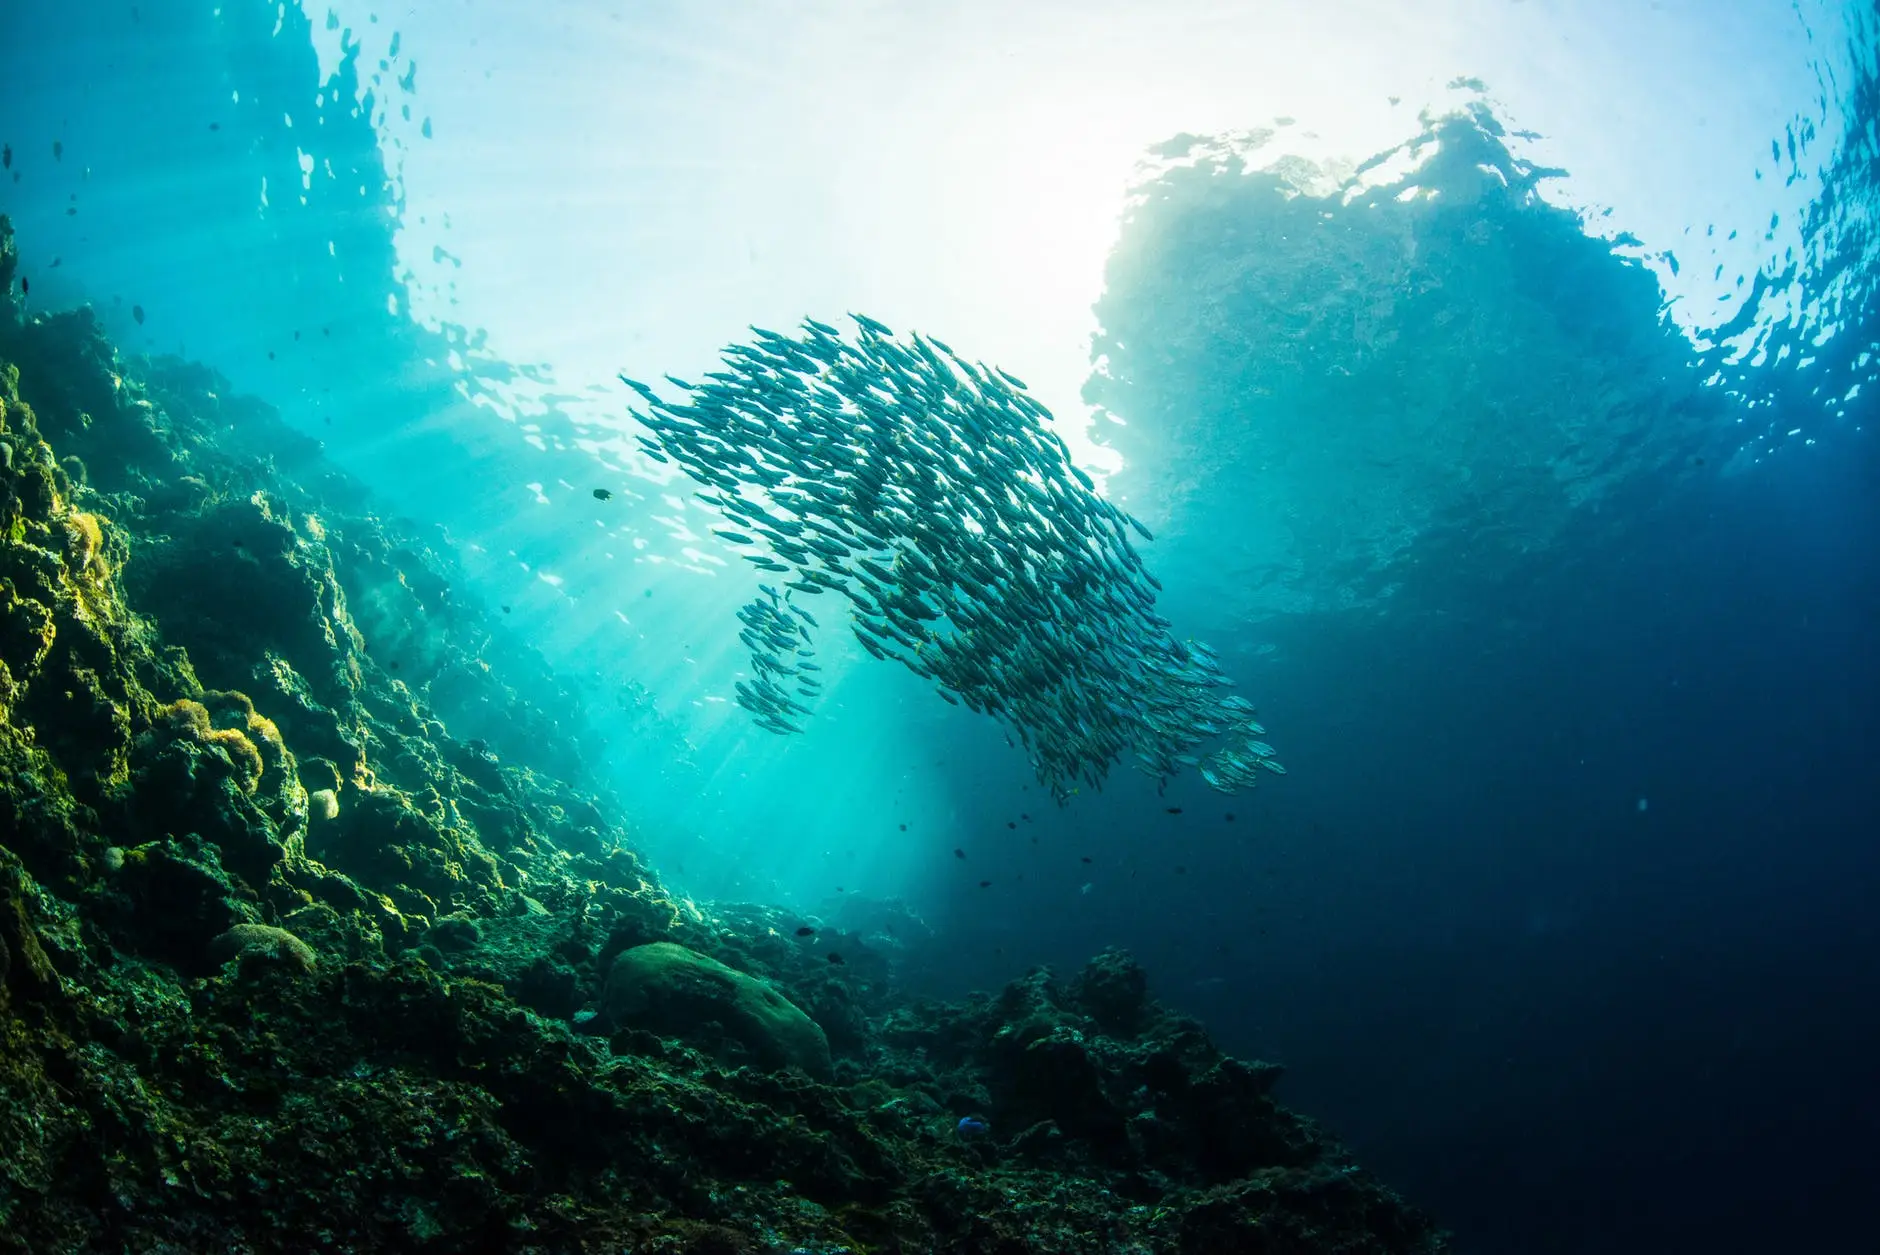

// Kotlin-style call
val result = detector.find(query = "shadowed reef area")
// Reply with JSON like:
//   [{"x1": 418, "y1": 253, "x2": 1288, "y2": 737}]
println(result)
[{"x1": 0, "y1": 217, "x2": 1445, "y2": 1255}]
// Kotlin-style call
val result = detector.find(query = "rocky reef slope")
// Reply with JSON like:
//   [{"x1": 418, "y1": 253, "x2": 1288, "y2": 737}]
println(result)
[{"x1": 0, "y1": 218, "x2": 1446, "y2": 1254}]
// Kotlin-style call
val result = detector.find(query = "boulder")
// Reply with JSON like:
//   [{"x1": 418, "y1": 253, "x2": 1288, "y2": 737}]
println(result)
[{"x1": 602, "y1": 941, "x2": 831, "y2": 1081}]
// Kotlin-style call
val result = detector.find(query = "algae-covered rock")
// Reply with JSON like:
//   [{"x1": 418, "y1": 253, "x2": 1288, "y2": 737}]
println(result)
[
  {"x1": 104, "y1": 836, "x2": 248, "y2": 971},
  {"x1": 0, "y1": 855, "x2": 57, "y2": 1003},
  {"x1": 603, "y1": 941, "x2": 833, "y2": 1081},
  {"x1": 209, "y1": 922, "x2": 318, "y2": 975},
  {"x1": 1072, "y1": 944, "x2": 1150, "y2": 1035}
]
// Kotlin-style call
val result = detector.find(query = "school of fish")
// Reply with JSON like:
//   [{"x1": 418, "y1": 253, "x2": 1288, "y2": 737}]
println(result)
[{"x1": 622, "y1": 314, "x2": 1284, "y2": 802}]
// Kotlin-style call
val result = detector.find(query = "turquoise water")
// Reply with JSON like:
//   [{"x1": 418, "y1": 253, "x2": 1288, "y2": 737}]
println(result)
[{"x1": 3, "y1": 1, "x2": 1877, "y2": 1249}]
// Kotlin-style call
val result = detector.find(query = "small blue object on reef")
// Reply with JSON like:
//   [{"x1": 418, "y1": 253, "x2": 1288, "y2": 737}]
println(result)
[{"x1": 956, "y1": 1116, "x2": 990, "y2": 1137}]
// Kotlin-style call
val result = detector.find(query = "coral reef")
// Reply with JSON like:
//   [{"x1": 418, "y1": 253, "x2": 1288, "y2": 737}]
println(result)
[{"x1": 0, "y1": 216, "x2": 1447, "y2": 1253}]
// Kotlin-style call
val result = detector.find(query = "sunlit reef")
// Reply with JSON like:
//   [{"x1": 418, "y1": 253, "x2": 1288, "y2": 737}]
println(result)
[{"x1": 624, "y1": 315, "x2": 1284, "y2": 802}]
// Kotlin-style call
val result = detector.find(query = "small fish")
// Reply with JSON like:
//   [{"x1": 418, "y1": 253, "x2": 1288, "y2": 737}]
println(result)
[
  {"x1": 501, "y1": 605, "x2": 511, "y2": 613},
  {"x1": 1165, "y1": 806, "x2": 1182, "y2": 815},
  {"x1": 978, "y1": 879, "x2": 992, "y2": 888},
  {"x1": 827, "y1": 952, "x2": 845, "y2": 965},
  {"x1": 618, "y1": 374, "x2": 660, "y2": 402},
  {"x1": 52, "y1": 140, "x2": 62, "y2": 161},
  {"x1": 1080, "y1": 856, "x2": 1093, "y2": 864},
  {"x1": 795, "y1": 926, "x2": 816, "y2": 936},
  {"x1": 593, "y1": 488, "x2": 613, "y2": 501},
  {"x1": 953, "y1": 848, "x2": 965, "y2": 860},
  {"x1": 956, "y1": 1116, "x2": 991, "y2": 1137},
  {"x1": 132, "y1": 305, "x2": 144, "y2": 325},
  {"x1": 1, "y1": 144, "x2": 9, "y2": 169},
  {"x1": 626, "y1": 319, "x2": 1278, "y2": 798}
]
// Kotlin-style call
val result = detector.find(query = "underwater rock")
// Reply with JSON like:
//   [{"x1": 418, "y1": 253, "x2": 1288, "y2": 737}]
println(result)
[
  {"x1": 877, "y1": 951, "x2": 1326, "y2": 1188},
  {"x1": 128, "y1": 492, "x2": 360, "y2": 713},
  {"x1": 1071, "y1": 944, "x2": 1151, "y2": 1035},
  {"x1": 209, "y1": 922, "x2": 318, "y2": 975},
  {"x1": 511, "y1": 954, "x2": 583, "y2": 1020},
  {"x1": 603, "y1": 940, "x2": 834, "y2": 1081},
  {"x1": 0, "y1": 855, "x2": 58, "y2": 1003},
  {"x1": 997, "y1": 1021, "x2": 1131, "y2": 1155},
  {"x1": 155, "y1": 697, "x2": 264, "y2": 792},
  {"x1": 305, "y1": 782, "x2": 507, "y2": 921},
  {"x1": 130, "y1": 699, "x2": 287, "y2": 888},
  {"x1": 102, "y1": 836, "x2": 248, "y2": 973},
  {"x1": 424, "y1": 913, "x2": 480, "y2": 952}
]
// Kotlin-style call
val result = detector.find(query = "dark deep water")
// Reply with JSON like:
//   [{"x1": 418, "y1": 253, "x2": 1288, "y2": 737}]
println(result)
[
  {"x1": 3, "y1": 1, "x2": 1878, "y2": 1251},
  {"x1": 907, "y1": 408, "x2": 1880, "y2": 1254},
  {"x1": 1196, "y1": 450, "x2": 1880, "y2": 1254}
]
